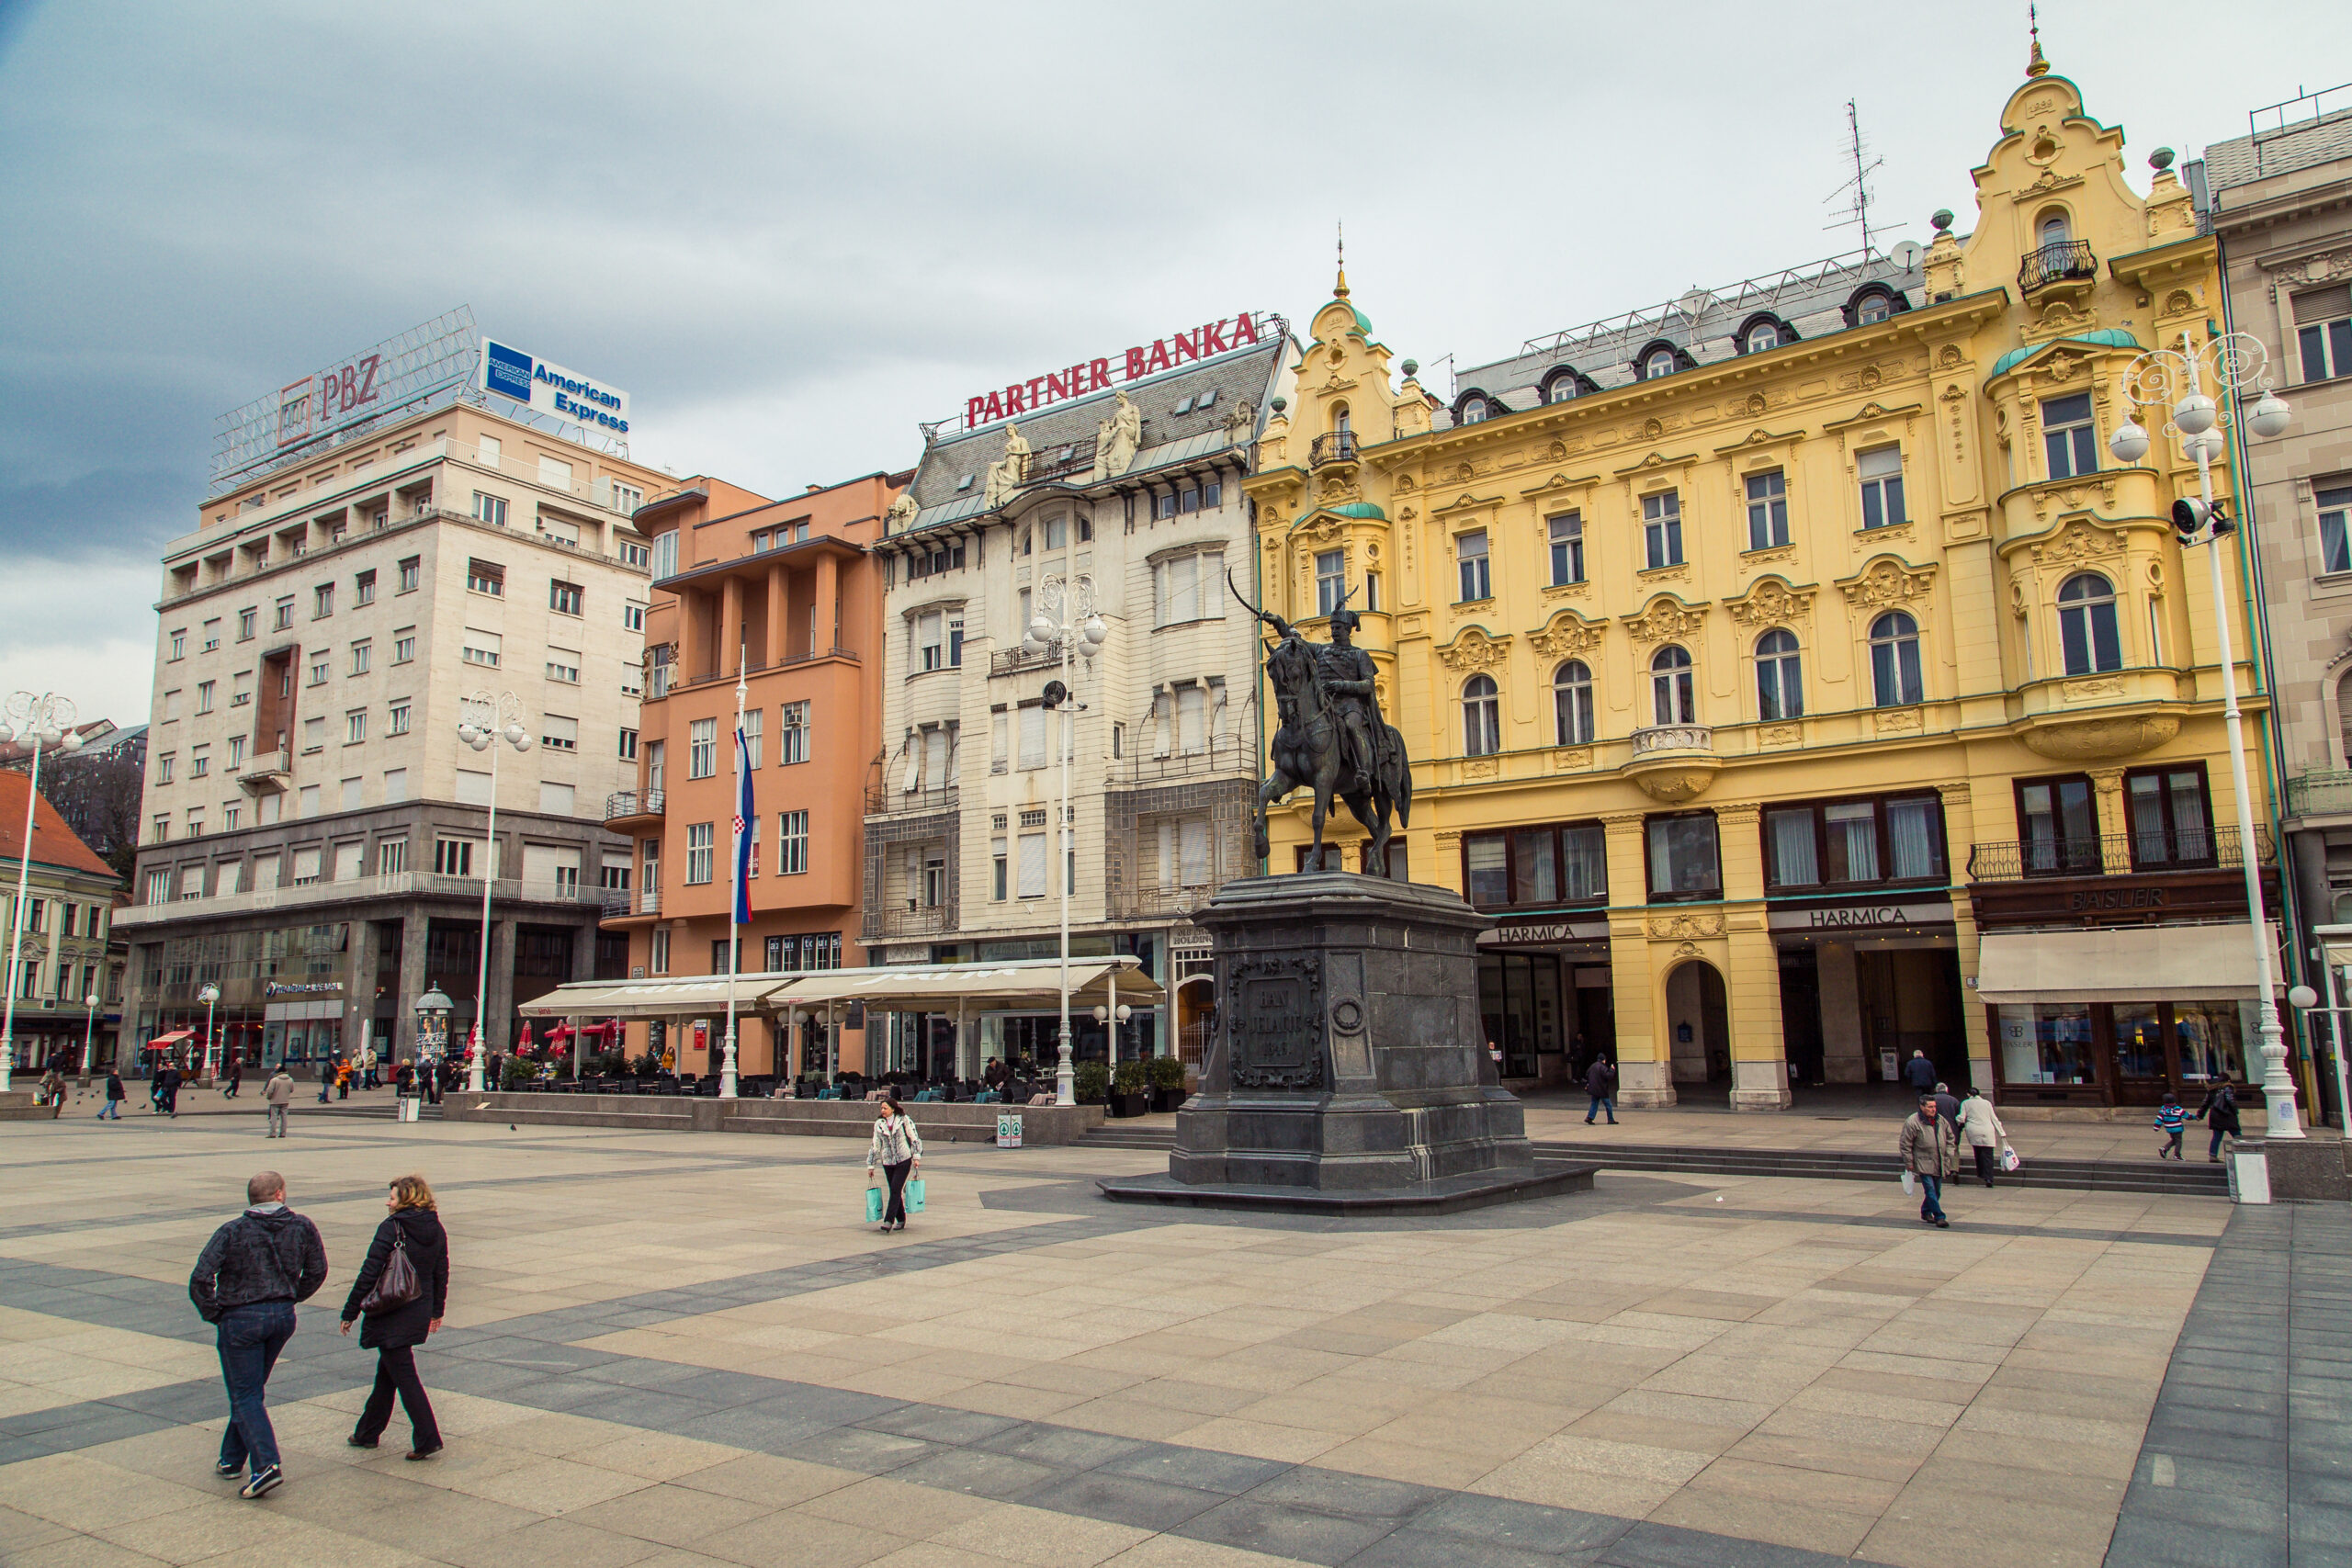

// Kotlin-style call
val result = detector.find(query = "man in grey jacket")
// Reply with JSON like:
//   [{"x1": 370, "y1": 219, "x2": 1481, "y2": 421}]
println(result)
[
  {"x1": 262, "y1": 1069, "x2": 295, "y2": 1138},
  {"x1": 188, "y1": 1172, "x2": 328, "y2": 1498}
]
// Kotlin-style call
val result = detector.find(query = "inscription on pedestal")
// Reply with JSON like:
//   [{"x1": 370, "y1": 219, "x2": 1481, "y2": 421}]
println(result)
[{"x1": 1228, "y1": 954, "x2": 1324, "y2": 1089}]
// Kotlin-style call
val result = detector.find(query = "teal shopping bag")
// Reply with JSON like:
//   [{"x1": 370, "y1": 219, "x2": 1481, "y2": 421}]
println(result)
[
  {"x1": 906, "y1": 1179, "x2": 926, "y2": 1214},
  {"x1": 865, "y1": 1185, "x2": 884, "y2": 1224}
]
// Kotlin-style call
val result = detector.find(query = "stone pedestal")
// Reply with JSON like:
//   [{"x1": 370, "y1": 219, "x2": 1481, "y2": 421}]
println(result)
[{"x1": 1102, "y1": 874, "x2": 1590, "y2": 1213}]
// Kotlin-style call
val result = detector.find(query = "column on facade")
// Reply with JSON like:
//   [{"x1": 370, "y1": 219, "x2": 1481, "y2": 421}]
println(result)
[
  {"x1": 678, "y1": 586, "x2": 707, "y2": 683},
  {"x1": 1939, "y1": 781, "x2": 1992, "y2": 1093},
  {"x1": 347, "y1": 919, "x2": 376, "y2": 1070},
  {"x1": 2088, "y1": 767, "x2": 2128, "y2": 873},
  {"x1": 397, "y1": 911, "x2": 428, "y2": 1061},
  {"x1": 1600, "y1": 812, "x2": 1672, "y2": 1106},
  {"x1": 815, "y1": 552, "x2": 840, "y2": 658},
  {"x1": 766, "y1": 563, "x2": 789, "y2": 668},
  {"x1": 1816, "y1": 944, "x2": 1868, "y2": 1082},
  {"x1": 1716, "y1": 802, "x2": 1791, "y2": 1111},
  {"x1": 719, "y1": 575, "x2": 745, "y2": 679}
]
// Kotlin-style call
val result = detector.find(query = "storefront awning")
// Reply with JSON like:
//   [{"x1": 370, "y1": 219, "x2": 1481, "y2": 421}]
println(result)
[
  {"x1": 1975, "y1": 922, "x2": 2282, "y2": 1004},
  {"x1": 763, "y1": 957, "x2": 1164, "y2": 1013},
  {"x1": 516, "y1": 976, "x2": 786, "y2": 1021},
  {"x1": 144, "y1": 1030, "x2": 194, "y2": 1049}
]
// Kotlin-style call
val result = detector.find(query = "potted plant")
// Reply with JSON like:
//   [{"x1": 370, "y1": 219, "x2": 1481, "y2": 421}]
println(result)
[
  {"x1": 1074, "y1": 1061, "x2": 1111, "y2": 1107},
  {"x1": 1148, "y1": 1054, "x2": 1188, "y2": 1112},
  {"x1": 1112, "y1": 1058, "x2": 1152, "y2": 1118}
]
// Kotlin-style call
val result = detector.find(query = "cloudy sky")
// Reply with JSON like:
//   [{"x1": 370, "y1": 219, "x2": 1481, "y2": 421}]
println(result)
[{"x1": 0, "y1": 0, "x2": 2329, "y2": 725}]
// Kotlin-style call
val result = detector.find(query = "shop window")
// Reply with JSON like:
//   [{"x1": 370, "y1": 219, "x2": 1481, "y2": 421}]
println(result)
[
  {"x1": 1553, "y1": 660, "x2": 1595, "y2": 745},
  {"x1": 2017, "y1": 775, "x2": 2100, "y2": 874},
  {"x1": 1460, "y1": 822, "x2": 1605, "y2": 909},
  {"x1": 1645, "y1": 813, "x2": 1721, "y2": 902},
  {"x1": 1764, "y1": 795, "x2": 1945, "y2": 890},
  {"x1": 1868, "y1": 612, "x2": 1924, "y2": 705},
  {"x1": 1745, "y1": 471, "x2": 1790, "y2": 550},
  {"x1": 2058, "y1": 572, "x2": 2121, "y2": 675},
  {"x1": 1996, "y1": 1002, "x2": 2098, "y2": 1086},
  {"x1": 2125, "y1": 763, "x2": 2214, "y2": 868},
  {"x1": 1649, "y1": 645, "x2": 1695, "y2": 726},
  {"x1": 1755, "y1": 629, "x2": 1803, "y2": 720},
  {"x1": 2042, "y1": 392, "x2": 2098, "y2": 480},
  {"x1": 2174, "y1": 1000, "x2": 2250, "y2": 1085},
  {"x1": 1462, "y1": 675, "x2": 1501, "y2": 757}
]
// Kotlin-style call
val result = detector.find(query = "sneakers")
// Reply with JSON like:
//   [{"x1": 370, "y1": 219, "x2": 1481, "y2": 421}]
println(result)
[
  {"x1": 238, "y1": 1464, "x2": 282, "y2": 1499},
  {"x1": 215, "y1": 1460, "x2": 242, "y2": 1476}
]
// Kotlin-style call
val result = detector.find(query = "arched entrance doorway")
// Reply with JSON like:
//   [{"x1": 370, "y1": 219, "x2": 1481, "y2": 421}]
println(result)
[
  {"x1": 1174, "y1": 974, "x2": 1216, "y2": 1071},
  {"x1": 1665, "y1": 959, "x2": 1731, "y2": 1087}
]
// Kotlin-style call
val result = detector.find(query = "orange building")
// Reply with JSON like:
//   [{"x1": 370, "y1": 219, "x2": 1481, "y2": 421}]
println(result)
[{"x1": 604, "y1": 470, "x2": 906, "y2": 1082}]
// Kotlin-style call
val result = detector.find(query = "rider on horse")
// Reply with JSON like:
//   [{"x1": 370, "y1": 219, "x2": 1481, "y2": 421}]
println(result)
[{"x1": 1314, "y1": 607, "x2": 1390, "y2": 785}]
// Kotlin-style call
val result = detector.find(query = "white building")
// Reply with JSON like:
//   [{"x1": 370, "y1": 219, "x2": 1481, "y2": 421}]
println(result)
[
  {"x1": 864, "y1": 321, "x2": 1294, "y2": 1079},
  {"x1": 119, "y1": 362, "x2": 667, "y2": 1071}
]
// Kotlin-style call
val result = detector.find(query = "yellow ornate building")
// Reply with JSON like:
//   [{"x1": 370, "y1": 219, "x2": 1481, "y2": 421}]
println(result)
[{"x1": 1245, "y1": 57, "x2": 2290, "y2": 1116}]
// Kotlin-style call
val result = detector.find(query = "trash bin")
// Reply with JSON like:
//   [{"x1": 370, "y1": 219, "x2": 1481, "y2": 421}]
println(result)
[{"x1": 995, "y1": 1112, "x2": 1023, "y2": 1149}]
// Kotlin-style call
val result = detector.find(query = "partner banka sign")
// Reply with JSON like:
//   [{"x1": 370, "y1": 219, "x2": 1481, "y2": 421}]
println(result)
[
  {"x1": 961, "y1": 311, "x2": 1274, "y2": 431},
  {"x1": 481, "y1": 339, "x2": 631, "y2": 434}
]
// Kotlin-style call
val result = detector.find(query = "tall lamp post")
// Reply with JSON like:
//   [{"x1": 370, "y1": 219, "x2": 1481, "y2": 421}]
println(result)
[
  {"x1": 197, "y1": 983, "x2": 221, "y2": 1083},
  {"x1": 457, "y1": 692, "x2": 532, "y2": 1093},
  {"x1": 1022, "y1": 571, "x2": 1108, "y2": 1108},
  {"x1": 2110, "y1": 331, "x2": 2298, "y2": 1137},
  {"x1": 79, "y1": 992, "x2": 100, "y2": 1086},
  {"x1": 0, "y1": 692, "x2": 82, "y2": 1091}
]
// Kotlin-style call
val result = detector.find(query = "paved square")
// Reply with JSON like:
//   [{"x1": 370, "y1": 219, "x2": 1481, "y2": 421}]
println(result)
[{"x1": 0, "y1": 1104, "x2": 2296, "y2": 1566}]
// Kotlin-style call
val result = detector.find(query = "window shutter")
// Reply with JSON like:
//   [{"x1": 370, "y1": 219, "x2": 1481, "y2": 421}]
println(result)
[{"x1": 2295, "y1": 284, "x2": 2352, "y2": 322}]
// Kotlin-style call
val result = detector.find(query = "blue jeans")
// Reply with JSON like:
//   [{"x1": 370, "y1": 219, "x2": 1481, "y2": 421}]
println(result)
[
  {"x1": 1586, "y1": 1096, "x2": 1616, "y2": 1122},
  {"x1": 1917, "y1": 1173, "x2": 1946, "y2": 1223},
  {"x1": 96, "y1": 1101, "x2": 119, "y2": 1119},
  {"x1": 215, "y1": 1301, "x2": 296, "y2": 1474}
]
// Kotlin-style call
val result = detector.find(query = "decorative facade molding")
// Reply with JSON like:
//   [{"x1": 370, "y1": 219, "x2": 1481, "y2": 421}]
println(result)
[
  {"x1": 1436, "y1": 626, "x2": 1512, "y2": 673},
  {"x1": 1838, "y1": 557, "x2": 1938, "y2": 611},
  {"x1": 1646, "y1": 911, "x2": 1724, "y2": 941},
  {"x1": 2028, "y1": 516, "x2": 2128, "y2": 566},
  {"x1": 1622, "y1": 595, "x2": 1709, "y2": 644},
  {"x1": 1527, "y1": 611, "x2": 1605, "y2": 660},
  {"x1": 1726, "y1": 577, "x2": 1816, "y2": 628}
]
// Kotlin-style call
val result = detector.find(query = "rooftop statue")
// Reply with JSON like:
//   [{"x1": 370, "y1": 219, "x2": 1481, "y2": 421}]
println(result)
[{"x1": 1093, "y1": 391, "x2": 1142, "y2": 479}]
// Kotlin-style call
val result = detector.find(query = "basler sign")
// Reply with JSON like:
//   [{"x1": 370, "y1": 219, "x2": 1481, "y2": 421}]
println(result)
[{"x1": 962, "y1": 311, "x2": 1273, "y2": 431}]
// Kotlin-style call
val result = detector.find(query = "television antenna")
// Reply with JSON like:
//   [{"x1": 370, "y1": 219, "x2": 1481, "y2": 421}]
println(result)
[{"x1": 1825, "y1": 99, "x2": 1903, "y2": 255}]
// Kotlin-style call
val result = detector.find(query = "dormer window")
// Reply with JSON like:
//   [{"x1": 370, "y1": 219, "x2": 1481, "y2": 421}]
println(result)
[
  {"x1": 1849, "y1": 286, "x2": 1903, "y2": 327},
  {"x1": 1461, "y1": 400, "x2": 1489, "y2": 423},
  {"x1": 1541, "y1": 369, "x2": 1586, "y2": 404},
  {"x1": 1645, "y1": 349, "x2": 1677, "y2": 379},
  {"x1": 1857, "y1": 295, "x2": 1893, "y2": 325},
  {"x1": 1747, "y1": 322, "x2": 1781, "y2": 352}
]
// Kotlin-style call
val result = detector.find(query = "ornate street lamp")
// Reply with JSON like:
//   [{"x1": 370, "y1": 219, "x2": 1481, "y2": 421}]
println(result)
[
  {"x1": 457, "y1": 693, "x2": 532, "y2": 1092},
  {"x1": 0, "y1": 691, "x2": 82, "y2": 1091},
  {"x1": 2110, "y1": 331, "x2": 2299, "y2": 1138},
  {"x1": 198, "y1": 983, "x2": 221, "y2": 1082},
  {"x1": 78, "y1": 991, "x2": 100, "y2": 1087},
  {"x1": 1023, "y1": 572, "x2": 1108, "y2": 1108}
]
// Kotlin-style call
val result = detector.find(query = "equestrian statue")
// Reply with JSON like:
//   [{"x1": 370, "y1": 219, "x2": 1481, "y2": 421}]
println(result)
[{"x1": 1228, "y1": 570, "x2": 1413, "y2": 877}]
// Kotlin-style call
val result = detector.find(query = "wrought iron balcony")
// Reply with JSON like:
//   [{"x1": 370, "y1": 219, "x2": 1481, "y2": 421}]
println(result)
[
  {"x1": 1023, "y1": 445, "x2": 1093, "y2": 485},
  {"x1": 2018, "y1": 240, "x2": 2097, "y2": 293},
  {"x1": 989, "y1": 639, "x2": 1064, "y2": 677},
  {"x1": 865, "y1": 903, "x2": 954, "y2": 941},
  {"x1": 1115, "y1": 739, "x2": 1258, "y2": 784},
  {"x1": 1309, "y1": 431, "x2": 1359, "y2": 468},
  {"x1": 865, "y1": 784, "x2": 958, "y2": 818},
  {"x1": 601, "y1": 888, "x2": 660, "y2": 919},
  {"x1": 1966, "y1": 825, "x2": 2274, "y2": 882}
]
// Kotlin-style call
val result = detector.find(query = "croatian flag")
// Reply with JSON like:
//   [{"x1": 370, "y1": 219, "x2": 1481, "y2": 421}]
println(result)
[{"x1": 731, "y1": 726, "x2": 754, "y2": 929}]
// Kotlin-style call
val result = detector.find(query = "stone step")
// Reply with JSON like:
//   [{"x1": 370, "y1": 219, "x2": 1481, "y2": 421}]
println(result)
[{"x1": 1075, "y1": 1126, "x2": 2230, "y2": 1196}]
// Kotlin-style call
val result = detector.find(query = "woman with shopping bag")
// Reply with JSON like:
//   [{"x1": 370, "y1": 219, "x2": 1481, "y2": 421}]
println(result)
[
  {"x1": 866, "y1": 1094, "x2": 922, "y2": 1235},
  {"x1": 1957, "y1": 1087, "x2": 2008, "y2": 1188},
  {"x1": 338, "y1": 1174, "x2": 448, "y2": 1460}
]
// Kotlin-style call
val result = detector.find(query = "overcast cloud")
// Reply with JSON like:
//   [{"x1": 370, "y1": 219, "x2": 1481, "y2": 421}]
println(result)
[{"x1": 0, "y1": 0, "x2": 2332, "y2": 725}]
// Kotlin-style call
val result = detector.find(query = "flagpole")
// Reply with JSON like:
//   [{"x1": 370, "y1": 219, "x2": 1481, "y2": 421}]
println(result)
[{"x1": 721, "y1": 645, "x2": 745, "y2": 1100}]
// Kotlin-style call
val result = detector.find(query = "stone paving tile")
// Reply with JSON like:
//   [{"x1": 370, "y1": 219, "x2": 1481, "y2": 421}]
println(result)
[{"x1": 0, "y1": 1114, "x2": 2268, "y2": 1568}]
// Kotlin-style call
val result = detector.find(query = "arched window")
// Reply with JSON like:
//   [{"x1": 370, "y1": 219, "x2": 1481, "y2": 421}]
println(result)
[
  {"x1": 1461, "y1": 399, "x2": 1488, "y2": 423},
  {"x1": 1650, "y1": 646, "x2": 1695, "y2": 726},
  {"x1": 2039, "y1": 210, "x2": 2072, "y2": 248},
  {"x1": 1553, "y1": 660, "x2": 1595, "y2": 745},
  {"x1": 1755, "y1": 629, "x2": 1804, "y2": 721},
  {"x1": 1645, "y1": 348, "x2": 1678, "y2": 379},
  {"x1": 1463, "y1": 674, "x2": 1501, "y2": 757},
  {"x1": 1331, "y1": 402, "x2": 1351, "y2": 434},
  {"x1": 1543, "y1": 371, "x2": 1581, "y2": 405},
  {"x1": 2058, "y1": 572, "x2": 2122, "y2": 675},
  {"x1": 1747, "y1": 322, "x2": 1781, "y2": 353},
  {"x1": 1869, "y1": 611, "x2": 1925, "y2": 705},
  {"x1": 1856, "y1": 290, "x2": 1894, "y2": 325}
]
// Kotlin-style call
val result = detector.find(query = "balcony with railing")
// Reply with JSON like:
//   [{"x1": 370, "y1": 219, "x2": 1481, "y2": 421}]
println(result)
[
  {"x1": 605, "y1": 788, "x2": 664, "y2": 827},
  {"x1": 989, "y1": 639, "x2": 1064, "y2": 678},
  {"x1": 117, "y1": 872, "x2": 610, "y2": 929},
  {"x1": 2018, "y1": 240, "x2": 2097, "y2": 294},
  {"x1": 864, "y1": 902, "x2": 954, "y2": 941},
  {"x1": 1022, "y1": 444, "x2": 1095, "y2": 486},
  {"x1": 1965, "y1": 825, "x2": 2274, "y2": 882},
  {"x1": 1630, "y1": 725, "x2": 1713, "y2": 758},
  {"x1": 1114, "y1": 739, "x2": 1259, "y2": 785},
  {"x1": 865, "y1": 783, "x2": 959, "y2": 818},
  {"x1": 2287, "y1": 771, "x2": 2352, "y2": 820},
  {"x1": 601, "y1": 888, "x2": 661, "y2": 920},
  {"x1": 1309, "y1": 431, "x2": 1359, "y2": 468},
  {"x1": 235, "y1": 750, "x2": 292, "y2": 794}
]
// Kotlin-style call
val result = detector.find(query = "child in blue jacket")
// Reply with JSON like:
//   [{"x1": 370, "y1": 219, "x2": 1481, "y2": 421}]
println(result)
[{"x1": 2154, "y1": 1094, "x2": 2187, "y2": 1160}]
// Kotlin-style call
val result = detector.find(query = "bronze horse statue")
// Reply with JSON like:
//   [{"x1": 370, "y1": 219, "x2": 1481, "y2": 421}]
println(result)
[{"x1": 1229, "y1": 570, "x2": 1412, "y2": 877}]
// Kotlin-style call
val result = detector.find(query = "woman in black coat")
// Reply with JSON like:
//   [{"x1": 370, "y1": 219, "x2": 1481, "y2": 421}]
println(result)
[{"x1": 339, "y1": 1173, "x2": 449, "y2": 1459}]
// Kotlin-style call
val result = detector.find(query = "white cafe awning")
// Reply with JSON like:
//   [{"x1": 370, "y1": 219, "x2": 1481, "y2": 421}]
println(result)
[
  {"x1": 1974, "y1": 922, "x2": 2281, "y2": 1004},
  {"x1": 762, "y1": 957, "x2": 1164, "y2": 1014},
  {"x1": 517, "y1": 974, "x2": 793, "y2": 1021}
]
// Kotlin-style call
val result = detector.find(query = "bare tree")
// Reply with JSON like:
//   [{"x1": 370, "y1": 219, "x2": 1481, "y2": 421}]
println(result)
[{"x1": 40, "y1": 749, "x2": 146, "y2": 883}]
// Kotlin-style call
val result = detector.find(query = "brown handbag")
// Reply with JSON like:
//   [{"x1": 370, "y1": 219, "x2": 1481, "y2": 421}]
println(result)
[{"x1": 358, "y1": 1225, "x2": 423, "y2": 1314}]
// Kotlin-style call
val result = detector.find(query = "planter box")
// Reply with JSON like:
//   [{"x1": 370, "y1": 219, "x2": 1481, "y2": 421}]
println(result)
[
  {"x1": 1112, "y1": 1092, "x2": 1150, "y2": 1119},
  {"x1": 1151, "y1": 1087, "x2": 1187, "y2": 1113}
]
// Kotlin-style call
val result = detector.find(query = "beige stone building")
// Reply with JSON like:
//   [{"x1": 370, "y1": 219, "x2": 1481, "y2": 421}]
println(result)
[
  {"x1": 119, "y1": 395, "x2": 665, "y2": 1069},
  {"x1": 2203, "y1": 89, "x2": 2352, "y2": 1042}
]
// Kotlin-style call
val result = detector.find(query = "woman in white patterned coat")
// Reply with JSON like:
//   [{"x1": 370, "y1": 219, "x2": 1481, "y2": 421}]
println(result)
[{"x1": 867, "y1": 1094, "x2": 922, "y2": 1234}]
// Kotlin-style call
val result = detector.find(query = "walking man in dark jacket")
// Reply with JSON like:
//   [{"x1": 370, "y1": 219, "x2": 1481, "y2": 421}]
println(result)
[
  {"x1": 97, "y1": 1068, "x2": 124, "y2": 1120},
  {"x1": 1584, "y1": 1055, "x2": 1618, "y2": 1125},
  {"x1": 188, "y1": 1171, "x2": 329, "y2": 1499},
  {"x1": 1903, "y1": 1050, "x2": 1937, "y2": 1094}
]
